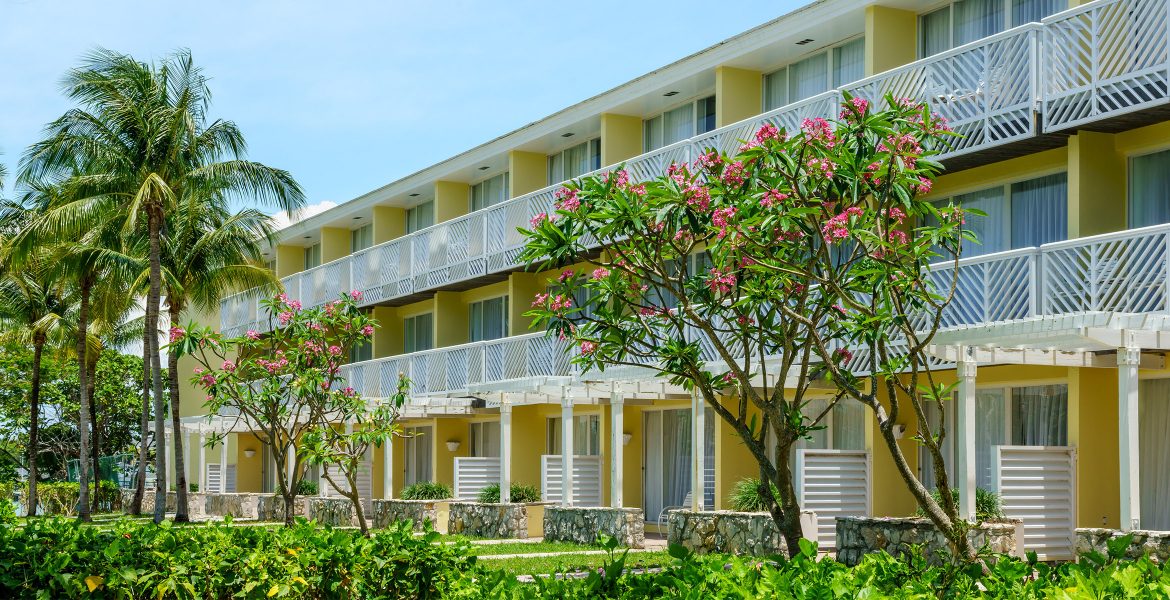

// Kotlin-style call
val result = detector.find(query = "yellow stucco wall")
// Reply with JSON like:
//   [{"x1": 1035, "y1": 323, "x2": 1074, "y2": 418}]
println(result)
[
  {"x1": 275, "y1": 244, "x2": 303, "y2": 277},
  {"x1": 865, "y1": 6, "x2": 917, "y2": 75},
  {"x1": 320, "y1": 227, "x2": 350, "y2": 263},
  {"x1": 372, "y1": 206, "x2": 405, "y2": 244},
  {"x1": 1069, "y1": 131, "x2": 1126, "y2": 238},
  {"x1": 509, "y1": 151, "x2": 548, "y2": 198},
  {"x1": 712, "y1": 395, "x2": 763, "y2": 510},
  {"x1": 235, "y1": 433, "x2": 266, "y2": 493},
  {"x1": 433, "y1": 292, "x2": 468, "y2": 348},
  {"x1": 600, "y1": 113, "x2": 643, "y2": 166},
  {"x1": 370, "y1": 306, "x2": 399, "y2": 357},
  {"x1": 714, "y1": 66, "x2": 762, "y2": 128},
  {"x1": 433, "y1": 418, "x2": 467, "y2": 486},
  {"x1": 434, "y1": 181, "x2": 470, "y2": 224},
  {"x1": 508, "y1": 272, "x2": 543, "y2": 336}
]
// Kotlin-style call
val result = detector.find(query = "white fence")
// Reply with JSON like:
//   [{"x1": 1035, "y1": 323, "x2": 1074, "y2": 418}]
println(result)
[
  {"x1": 453, "y1": 457, "x2": 501, "y2": 501},
  {"x1": 996, "y1": 446, "x2": 1077, "y2": 561},
  {"x1": 795, "y1": 450, "x2": 870, "y2": 550},
  {"x1": 540, "y1": 455, "x2": 603, "y2": 506}
]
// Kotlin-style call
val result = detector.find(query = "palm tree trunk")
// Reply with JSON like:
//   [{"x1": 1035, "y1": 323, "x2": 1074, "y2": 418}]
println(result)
[
  {"x1": 88, "y1": 354, "x2": 100, "y2": 513},
  {"x1": 148, "y1": 211, "x2": 168, "y2": 524},
  {"x1": 130, "y1": 328, "x2": 150, "y2": 515},
  {"x1": 168, "y1": 303, "x2": 189, "y2": 522},
  {"x1": 77, "y1": 279, "x2": 92, "y2": 522},
  {"x1": 27, "y1": 336, "x2": 44, "y2": 517}
]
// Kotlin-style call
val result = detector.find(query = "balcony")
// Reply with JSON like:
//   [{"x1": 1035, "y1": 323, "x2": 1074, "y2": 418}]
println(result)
[{"x1": 221, "y1": 0, "x2": 1165, "y2": 337}]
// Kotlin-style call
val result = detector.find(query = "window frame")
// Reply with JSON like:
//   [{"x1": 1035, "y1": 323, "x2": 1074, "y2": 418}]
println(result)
[
  {"x1": 350, "y1": 223, "x2": 373, "y2": 253},
  {"x1": 916, "y1": 0, "x2": 1069, "y2": 58},
  {"x1": 547, "y1": 137, "x2": 602, "y2": 185},
  {"x1": 763, "y1": 36, "x2": 866, "y2": 112},
  {"x1": 469, "y1": 421, "x2": 501, "y2": 458},
  {"x1": 546, "y1": 414, "x2": 602, "y2": 456},
  {"x1": 469, "y1": 172, "x2": 511, "y2": 212},
  {"x1": 403, "y1": 312, "x2": 434, "y2": 354},
  {"x1": 926, "y1": 170, "x2": 1068, "y2": 256},
  {"x1": 303, "y1": 243, "x2": 322, "y2": 270},
  {"x1": 406, "y1": 200, "x2": 435, "y2": 234},
  {"x1": 642, "y1": 95, "x2": 717, "y2": 152},
  {"x1": 468, "y1": 295, "x2": 510, "y2": 343}
]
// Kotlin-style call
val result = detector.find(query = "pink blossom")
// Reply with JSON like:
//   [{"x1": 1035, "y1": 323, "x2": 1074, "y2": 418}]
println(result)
[
  {"x1": 888, "y1": 229, "x2": 909, "y2": 246},
  {"x1": 549, "y1": 295, "x2": 573, "y2": 313},
  {"x1": 712, "y1": 207, "x2": 738, "y2": 239},
  {"x1": 821, "y1": 206, "x2": 863, "y2": 244},
  {"x1": 685, "y1": 185, "x2": 711, "y2": 212},
  {"x1": 721, "y1": 372, "x2": 734, "y2": 383},
  {"x1": 288, "y1": 300, "x2": 302, "y2": 312},
  {"x1": 580, "y1": 341, "x2": 597, "y2": 355},
  {"x1": 834, "y1": 347, "x2": 854, "y2": 363},
  {"x1": 706, "y1": 267, "x2": 737, "y2": 295},
  {"x1": 531, "y1": 292, "x2": 549, "y2": 308},
  {"x1": 591, "y1": 267, "x2": 610, "y2": 280},
  {"x1": 806, "y1": 157, "x2": 837, "y2": 179},
  {"x1": 832, "y1": 304, "x2": 848, "y2": 316},
  {"x1": 246, "y1": 330, "x2": 261, "y2": 340},
  {"x1": 342, "y1": 386, "x2": 356, "y2": 397},
  {"x1": 883, "y1": 207, "x2": 907, "y2": 224},
  {"x1": 630, "y1": 184, "x2": 647, "y2": 197},
  {"x1": 559, "y1": 269, "x2": 575, "y2": 283},
  {"x1": 529, "y1": 212, "x2": 550, "y2": 228},
  {"x1": 554, "y1": 188, "x2": 581, "y2": 212},
  {"x1": 694, "y1": 150, "x2": 722, "y2": 171},
  {"x1": 168, "y1": 326, "x2": 185, "y2": 343},
  {"x1": 760, "y1": 189, "x2": 789, "y2": 208},
  {"x1": 221, "y1": 360, "x2": 236, "y2": 372},
  {"x1": 328, "y1": 345, "x2": 343, "y2": 356},
  {"x1": 801, "y1": 117, "x2": 837, "y2": 148},
  {"x1": 278, "y1": 311, "x2": 293, "y2": 326},
  {"x1": 603, "y1": 169, "x2": 630, "y2": 187},
  {"x1": 910, "y1": 177, "x2": 933, "y2": 195},
  {"x1": 200, "y1": 372, "x2": 217, "y2": 388},
  {"x1": 350, "y1": 290, "x2": 363, "y2": 301},
  {"x1": 754, "y1": 122, "x2": 781, "y2": 143},
  {"x1": 721, "y1": 161, "x2": 747, "y2": 187},
  {"x1": 361, "y1": 325, "x2": 375, "y2": 337}
]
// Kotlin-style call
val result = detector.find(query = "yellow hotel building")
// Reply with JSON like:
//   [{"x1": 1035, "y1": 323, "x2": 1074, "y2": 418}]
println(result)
[{"x1": 174, "y1": 0, "x2": 1170, "y2": 559}]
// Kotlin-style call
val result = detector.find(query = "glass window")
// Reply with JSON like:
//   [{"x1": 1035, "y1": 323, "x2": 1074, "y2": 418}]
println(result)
[
  {"x1": 548, "y1": 138, "x2": 601, "y2": 184},
  {"x1": 1139, "y1": 379, "x2": 1170, "y2": 530},
  {"x1": 662, "y1": 103, "x2": 695, "y2": 146},
  {"x1": 303, "y1": 243, "x2": 321, "y2": 269},
  {"x1": 643, "y1": 96, "x2": 717, "y2": 152},
  {"x1": 832, "y1": 38, "x2": 866, "y2": 87},
  {"x1": 1010, "y1": 172, "x2": 1068, "y2": 248},
  {"x1": 1012, "y1": 0, "x2": 1065, "y2": 26},
  {"x1": 404, "y1": 313, "x2": 433, "y2": 354},
  {"x1": 406, "y1": 201, "x2": 434, "y2": 234},
  {"x1": 1130, "y1": 149, "x2": 1170, "y2": 228},
  {"x1": 763, "y1": 67, "x2": 788, "y2": 111},
  {"x1": 789, "y1": 52, "x2": 829, "y2": 103},
  {"x1": 349, "y1": 338, "x2": 373, "y2": 363},
  {"x1": 953, "y1": 0, "x2": 1005, "y2": 47},
  {"x1": 921, "y1": 1, "x2": 1065, "y2": 57},
  {"x1": 470, "y1": 421, "x2": 500, "y2": 458},
  {"x1": 404, "y1": 426, "x2": 432, "y2": 486},
  {"x1": 470, "y1": 172, "x2": 510, "y2": 212},
  {"x1": 547, "y1": 415, "x2": 602, "y2": 455},
  {"x1": 350, "y1": 223, "x2": 373, "y2": 252},
  {"x1": 469, "y1": 296, "x2": 509, "y2": 342},
  {"x1": 264, "y1": 259, "x2": 276, "y2": 272},
  {"x1": 920, "y1": 7, "x2": 952, "y2": 57},
  {"x1": 696, "y1": 96, "x2": 716, "y2": 135}
]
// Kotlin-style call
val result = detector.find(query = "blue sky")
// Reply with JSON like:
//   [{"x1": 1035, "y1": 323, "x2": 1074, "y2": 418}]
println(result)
[{"x1": 0, "y1": 0, "x2": 798, "y2": 218}]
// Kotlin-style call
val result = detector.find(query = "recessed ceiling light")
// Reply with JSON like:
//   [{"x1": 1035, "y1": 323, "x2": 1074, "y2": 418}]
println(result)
[
  {"x1": 409, "y1": 193, "x2": 420, "y2": 197},
  {"x1": 663, "y1": 91, "x2": 679, "y2": 97},
  {"x1": 795, "y1": 38, "x2": 814, "y2": 45},
  {"x1": 478, "y1": 166, "x2": 490, "y2": 171},
  {"x1": 560, "y1": 132, "x2": 574, "y2": 138},
  {"x1": 303, "y1": 236, "x2": 311, "y2": 239},
  {"x1": 353, "y1": 216, "x2": 362, "y2": 220}
]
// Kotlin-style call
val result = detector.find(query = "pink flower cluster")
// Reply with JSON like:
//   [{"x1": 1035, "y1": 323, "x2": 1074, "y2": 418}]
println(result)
[
  {"x1": 549, "y1": 295, "x2": 572, "y2": 313},
  {"x1": 630, "y1": 183, "x2": 647, "y2": 197},
  {"x1": 694, "y1": 150, "x2": 722, "y2": 171},
  {"x1": 529, "y1": 212, "x2": 553, "y2": 228},
  {"x1": 806, "y1": 157, "x2": 836, "y2": 180},
  {"x1": 256, "y1": 355, "x2": 290, "y2": 374},
  {"x1": 350, "y1": 290, "x2": 363, "y2": 301},
  {"x1": 707, "y1": 267, "x2": 737, "y2": 295},
  {"x1": 712, "y1": 207, "x2": 738, "y2": 239},
  {"x1": 591, "y1": 267, "x2": 609, "y2": 280},
  {"x1": 755, "y1": 122, "x2": 782, "y2": 143},
  {"x1": 685, "y1": 184, "x2": 711, "y2": 212},
  {"x1": 822, "y1": 206, "x2": 864, "y2": 244},
  {"x1": 834, "y1": 347, "x2": 854, "y2": 363},
  {"x1": 558, "y1": 269, "x2": 574, "y2": 283},
  {"x1": 666, "y1": 163, "x2": 690, "y2": 186},
  {"x1": 194, "y1": 368, "x2": 217, "y2": 388},
  {"x1": 882, "y1": 207, "x2": 907, "y2": 224},
  {"x1": 168, "y1": 326, "x2": 185, "y2": 343},
  {"x1": 221, "y1": 360, "x2": 236, "y2": 372},
  {"x1": 278, "y1": 311, "x2": 294, "y2": 326},
  {"x1": 878, "y1": 133, "x2": 924, "y2": 169},
  {"x1": 361, "y1": 324, "x2": 375, "y2": 337},
  {"x1": 721, "y1": 161, "x2": 747, "y2": 187},
  {"x1": 910, "y1": 177, "x2": 933, "y2": 195},
  {"x1": 603, "y1": 169, "x2": 630, "y2": 187},
  {"x1": 554, "y1": 188, "x2": 580, "y2": 212},
  {"x1": 246, "y1": 330, "x2": 261, "y2": 340},
  {"x1": 839, "y1": 97, "x2": 870, "y2": 120},
  {"x1": 760, "y1": 189, "x2": 789, "y2": 208},
  {"x1": 801, "y1": 117, "x2": 837, "y2": 148},
  {"x1": 580, "y1": 340, "x2": 597, "y2": 355}
]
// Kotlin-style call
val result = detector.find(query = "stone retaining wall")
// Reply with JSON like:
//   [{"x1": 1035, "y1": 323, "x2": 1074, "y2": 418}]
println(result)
[
  {"x1": 257, "y1": 495, "x2": 309, "y2": 522},
  {"x1": 836, "y1": 517, "x2": 1021, "y2": 566},
  {"x1": 305, "y1": 498, "x2": 359, "y2": 526},
  {"x1": 1076, "y1": 528, "x2": 1170, "y2": 562},
  {"x1": 667, "y1": 510, "x2": 818, "y2": 556},
  {"x1": 200, "y1": 493, "x2": 260, "y2": 520},
  {"x1": 373, "y1": 499, "x2": 448, "y2": 531},
  {"x1": 544, "y1": 507, "x2": 645, "y2": 549},
  {"x1": 120, "y1": 489, "x2": 177, "y2": 515},
  {"x1": 448, "y1": 502, "x2": 542, "y2": 539}
]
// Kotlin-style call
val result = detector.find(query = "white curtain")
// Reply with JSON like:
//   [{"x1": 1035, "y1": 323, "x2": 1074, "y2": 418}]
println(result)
[
  {"x1": 976, "y1": 390, "x2": 1007, "y2": 490},
  {"x1": 662, "y1": 409, "x2": 692, "y2": 510},
  {"x1": 832, "y1": 38, "x2": 866, "y2": 87},
  {"x1": 957, "y1": 186, "x2": 1010, "y2": 257},
  {"x1": 548, "y1": 415, "x2": 600, "y2": 455},
  {"x1": 953, "y1": 0, "x2": 1004, "y2": 47},
  {"x1": 663, "y1": 104, "x2": 694, "y2": 147},
  {"x1": 1011, "y1": 173, "x2": 1068, "y2": 248},
  {"x1": 1011, "y1": 385, "x2": 1069, "y2": 446},
  {"x1": 643, "y1": 413, "x2": 664, "y2": 518},
  {"x1": 405, "y1": 426, "x2": 432, "y2": 485},
  {"x1": 1130, "y1": 149, "x2": 1170, "y2": 228},
  {"x1": 1012, "y1": 0, "x2": 1066, "y2": 26},
  {"x1": 470, "y1": 297, "x2": 508, "y2": 342},
  {"x1": 789, "y1": 53, "x2": 829, "y2": 102},
  {"x1": 1140, "y1": 379, "x2": 1170, "y2": 530},
  {"x1": 764, "y1": 68, "x2": 788, "y2": 111},
  {"x1": 832, "y1": 401, "x2": 866, "y2": 450},
  {"x1": 472, "y1": 422, "x2": 500, "y2": 458},
  {"x1": 921, "y1": 8, "x2": 952, "y2": 57}
]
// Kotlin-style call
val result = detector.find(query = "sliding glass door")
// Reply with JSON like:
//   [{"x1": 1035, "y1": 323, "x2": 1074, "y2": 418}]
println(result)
[{"x1": 643, "y1": 408, "x2": 714, "y2": 522}]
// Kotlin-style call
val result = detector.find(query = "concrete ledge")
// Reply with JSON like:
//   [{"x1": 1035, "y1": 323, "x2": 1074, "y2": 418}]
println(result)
[
  {"x1": 448, "y1": 502, "x2": 545, "y2": 539},
  {"x1": 836, "y1": 516, "x2": 1021, "y2": 566},
  {"x1": 544, "y1": 506, "x2": 645, "y2": 549},
  {"x1": 667, "y1": 510, "x2": 817, "y2": 556},
  {"x1": 1077, "y1": 528, "x2": 1170, "y2": 562}
]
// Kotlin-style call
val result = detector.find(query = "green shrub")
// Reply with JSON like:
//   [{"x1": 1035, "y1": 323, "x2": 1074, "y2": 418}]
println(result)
[
  {"x1": 296, "y1": 479, "x2": 318, "y2": 495},
  {"x1": 189, "y1": 482, "x2": 199, "y2": 493},
  {"x1": 0, "y1": 497, "x2": 14, "y2": 524},
  {"x1": 30, "y1": 482, "x2": 121, "y2": 516},
  {"x1": 476, "y1": 483, "x2": 541, "y2": 504},
  {"x1": 916, "y1": 487, "x2": 1004, "y2": 521},
  {"x1": 400, "y1": 481, "x2": 452, "y2": 501},
  {"x1": 728, "y1": 477, "x2": 780, "y2": 512}
]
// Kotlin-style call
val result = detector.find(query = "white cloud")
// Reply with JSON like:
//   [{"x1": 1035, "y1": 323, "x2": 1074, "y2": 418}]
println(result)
[{"x1": 270, "y1": 200, "x2": 338, "y2": 230}]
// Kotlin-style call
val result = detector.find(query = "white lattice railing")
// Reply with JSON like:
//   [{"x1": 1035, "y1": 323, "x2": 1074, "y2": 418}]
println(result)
[
  {"x1": 927, "y1": 248, "x2": 1042, "y2": 328},
  {"x1": 453, "y1": 457, "x2": 500, "y2": 501},
  {"x1": 1042, "y1": 222, "x2": 1170, "y2": 315},
  {"x1": 1043, "y1": 0, "x2": 1170, "y2": 132}
]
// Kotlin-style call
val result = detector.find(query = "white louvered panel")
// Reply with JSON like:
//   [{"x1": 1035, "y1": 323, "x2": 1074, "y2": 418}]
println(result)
[
  {"x1": 454, "y1": 457, "x2": 501, "y2": 501},
  {"x1": 996, "y1": 446, "x2": 1076, "y2": 561},
  {"x1": 205, "y1": 463, "x2": 223, "y2": 494},
  {"x1": 225, "y1": 464, "x2": 237, "y2": 493},
  {"x1": 796, "y1": 450, "x2": 870, "y2": 550},
  {"x1": 541, "y1": 455, "x2": 603, "y2": 507}
]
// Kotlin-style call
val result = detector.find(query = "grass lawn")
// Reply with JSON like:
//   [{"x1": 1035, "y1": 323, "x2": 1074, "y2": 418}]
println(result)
[
  {"x1": 468, "y1": 540, "x2": 602, "y2": 556},
  {"x1": 481, "y1": 549, "x2": 676, "y2": 577}
]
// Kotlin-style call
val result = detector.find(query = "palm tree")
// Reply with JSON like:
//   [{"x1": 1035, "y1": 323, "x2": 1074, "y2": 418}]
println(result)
[{"x1": 20, "y1": 48, "x2": 304, "y2": 522}]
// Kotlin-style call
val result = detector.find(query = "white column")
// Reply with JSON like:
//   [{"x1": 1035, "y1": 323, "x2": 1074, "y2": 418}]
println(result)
[
  {"x1": 692, "y1": 391, "x2": 705, "y2": 512},
  {"x1": 956, "y1": 353, "x2": 977, "y2": 521},
  {"x1": 198, "y1": 431, "x2": 207, "y2": 492},
  {"x1": 219, "y1": 433, "x2": 228, "y2": 493},
  {"x1": 383, "y1": 436, "x2": 394, "y2": 500},
  {"x1": 1119, "y1": 347, "x2": 1141, "y2": 531},
  {"x1": 500, "y1": 401, "x2": 513, "y2": 503},
  {"x1": 561, "y1": 395, "x2": 574, "y2": 507},
  {"x1": 286, "y1": 443, "x2": 296, "y2": 488},
  {"x1": 165, "y1": 430, "x2": 174, "y2": 488},
  {"x1": 186, "y1": 430, "x2": 195, "y2": 490},
  {"x1": 611, "y1": 393, "x2": 624, "y2": 508}
]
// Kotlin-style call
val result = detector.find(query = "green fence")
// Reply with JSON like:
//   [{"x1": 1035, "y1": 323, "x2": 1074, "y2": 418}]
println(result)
[{"x1": 66, "y1": 454, "x2": 148, "y2": 489}]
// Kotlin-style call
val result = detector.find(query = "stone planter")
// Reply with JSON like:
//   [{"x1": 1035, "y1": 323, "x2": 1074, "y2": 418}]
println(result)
[
  {"x1": 448, "y1": 501, "x2": 544, "y2": 539},
  {"x1": 836, "y1": 517, "x2": 1021, "y2": 566},
  {"x1": 373, "y1": 499, "x2": 450, "y2": 532},
  {"x1": 200, "y1": 493, "x2": 261, "y2": 520},
  {"x1": 304, "y1": 497, "x2": 360, "y2": 526},
  {"x1": 667, "y1": 510, "x2": 818, "y2": 556},
  {"x1": 257, "y1": 495, "x2": 308, "y2": 522},
  {"x1": 1076, "y1": 528, "x2": 1170, "y2": 562},
  {"x1": 544, "y1": 506, "x2": 645, "y2": 549}
]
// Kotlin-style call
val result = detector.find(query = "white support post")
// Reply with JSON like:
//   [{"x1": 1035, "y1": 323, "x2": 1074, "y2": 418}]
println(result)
[
  {"x1": 692, "y1": 391, "x2": 705, "y2": 512},
  {"x1": 383, "y1": 435, "x2": 394, "y2": 500},
  {"x1": 186, "y1": 430, "x2": 195, "y2": 491},
  {"x1": 956, "y1": 352, "x2": 977, "y2": 522},
  {"x1": 219, "y1": 433, "x2": 228, "y2": 493},
  {"x1": 1119, "y1": 347, "x2": 1141, "y2": 531},
  {"x1": 500, "y1": 401, "x2": 513, "y2": 503},
  {"x1": 561, "y1": 396, "x2": 574, "y2": 507},
  {"x1": 611, "y1": 393, "x2": 624, "y2": 508},
  {"x1": 198, "y1": 431, "x2": 207, "y2": 493},
  {"x1": 165, "y1": 430, "x2": 174, "y2": 489}
]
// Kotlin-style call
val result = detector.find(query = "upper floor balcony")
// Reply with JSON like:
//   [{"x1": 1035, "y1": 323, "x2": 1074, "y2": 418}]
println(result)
[{"x1": 220, "y1": 0, "x2": 1170, "y2": 337}]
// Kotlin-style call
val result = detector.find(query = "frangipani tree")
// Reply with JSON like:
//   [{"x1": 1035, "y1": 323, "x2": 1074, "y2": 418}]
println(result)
[
  {"x1": 522, "y1": 95, "x2": 981, "y2": 558},
  {"x1": 172, "y1": 292, "x2": 377, "y2": 526}
]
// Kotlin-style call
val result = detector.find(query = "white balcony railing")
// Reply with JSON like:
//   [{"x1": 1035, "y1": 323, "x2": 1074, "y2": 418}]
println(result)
[{"x1": 221, "y1": 0, "x2": 1165, "y2": 336}]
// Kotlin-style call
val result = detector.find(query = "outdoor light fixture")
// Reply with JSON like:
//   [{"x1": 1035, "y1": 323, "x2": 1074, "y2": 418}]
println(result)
[
  {"x1": 795, "y1": 38, "x2": 814, "y2": 45},
  {"x1": 243, "y1": 449, "x2": 256, "y2": 458},
  {"x1": 409, "y1": 193, "x2": 421, "y2": 197},
  {"x1": 478, "y1": 166, "x2": 490, "y2": 171},
  {"x1": 446, "y1": 440, "x2": 461, "y2": 452},
  {"x1": 561, "y1": 132, "x2": 575, "y2": 137},
  {"x1": 663, "y1": 91, "x2": 679, "y2": 97},
  {"x1": 353, "y1": 216, "x2": 362, "y2": 220},
  {"x1": 622, "y1": 433, "x2": 633, "y2": 446}
]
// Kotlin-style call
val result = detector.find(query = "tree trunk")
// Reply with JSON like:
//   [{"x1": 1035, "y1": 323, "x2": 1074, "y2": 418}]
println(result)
[
  {"x1": 168, "y1": 303, "x2": 189, "y2": 522},
  {"x1": 130, "y1": 328, "x2": 150, "y2": 515},
  {"x1": 148, "y1": 210, "x2": 168, "y2": 524},
  {"x1": 27, "y1": 337, "x2": 44, "y2": 517},
  {"x1": 88, "y1": 353, "x2": 100, "y2": 513},
  {"x1": 77, "y1": 279, "x2": 92, "y2": 522},
  {"x1": 767, "y1": 441, "x2": 806, "y2": 559}
]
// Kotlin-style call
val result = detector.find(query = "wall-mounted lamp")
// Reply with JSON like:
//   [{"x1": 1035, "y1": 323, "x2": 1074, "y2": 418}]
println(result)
[
  {"x1": 622, "y1": 433, "x2": 633, "y2": 446},
  {"x1": 446, "y1": 440, "x2": 461, "y2": 452},
  {"x1": 243, "y1": 449, "x2": 256, "y2": 458}
]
